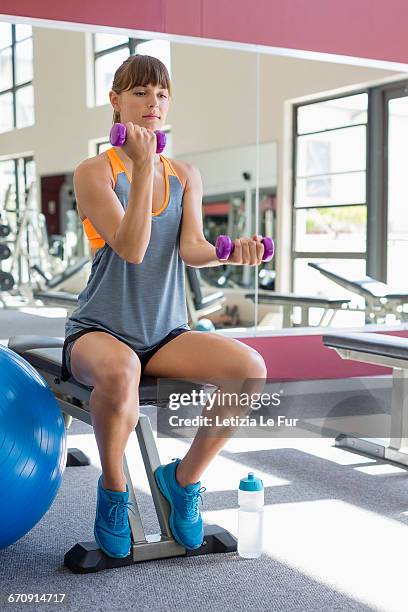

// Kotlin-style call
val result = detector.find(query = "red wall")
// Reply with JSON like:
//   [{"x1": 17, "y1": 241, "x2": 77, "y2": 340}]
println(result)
[
  {"x1": 1, "y1": 0, "x2": 408, "y2": 64},
  {"x1": 2, "y1": 1, "x2": 408, "y2": 379},
  {"x1": 40, "y1": 175, "x2": 64, "y2": 235},
  {"x1": 239, "y1": 329, "x2": 408, "y2": 380}
]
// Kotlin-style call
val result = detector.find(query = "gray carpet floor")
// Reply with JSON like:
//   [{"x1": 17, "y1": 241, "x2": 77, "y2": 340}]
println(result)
[{"x1": 0, "y1": 308, "x2": 407, "y2": 612}]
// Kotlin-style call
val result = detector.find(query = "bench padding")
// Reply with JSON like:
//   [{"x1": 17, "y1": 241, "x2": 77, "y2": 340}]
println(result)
[
  {"x1": 246, "y1": 292, "x2": 350, "y2": 306},
  {"x1": 8, "y1": 335, "x2": 159, "y2": 401},
  {"x1": 309, "y1": 262, "x2": 408, "y2": 300},
  {"x1": 323, "y1": 332, "x2": 408, "y2": 361}
]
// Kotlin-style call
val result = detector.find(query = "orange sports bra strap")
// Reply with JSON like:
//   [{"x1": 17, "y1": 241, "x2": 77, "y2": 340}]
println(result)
[
  {"x1": 161, "y1": 156, "x2": 181, "y2": 183},
  {"x1": 106, "y1": 147, "x2": 127, "y2": 184},
  {"x1": 82, "y1": 217, "x2": 105, "y2": 249},
  {"x1": 108, "y1": 147, "x2": 181, "y2": 185}
]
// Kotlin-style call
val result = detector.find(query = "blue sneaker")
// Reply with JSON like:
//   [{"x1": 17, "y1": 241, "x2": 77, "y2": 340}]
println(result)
[
  {"x1": 94, "y1": 476, "x2": 136, "y2": 558},
  {"x1": 154, "y1": 458, "x2": 206, "y2": 549}
]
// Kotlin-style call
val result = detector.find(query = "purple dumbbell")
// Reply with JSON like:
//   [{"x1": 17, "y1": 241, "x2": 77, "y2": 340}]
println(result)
[
  {"x1": 216, "y1": 235, "x2": 275, "y2": 263},
  {"x1": 109, "y1": 122, "x2": 166, "y2": 154}
]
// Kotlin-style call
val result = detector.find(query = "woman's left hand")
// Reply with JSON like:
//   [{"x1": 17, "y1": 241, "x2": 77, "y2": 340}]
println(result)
[{"x1": 227, "y1": 235, "x2": 265, "y2": 266}]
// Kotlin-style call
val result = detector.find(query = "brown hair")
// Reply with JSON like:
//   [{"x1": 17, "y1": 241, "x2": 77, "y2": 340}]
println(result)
[{"x1": 111, "y1": 54, "x2": 172, "y2": 124}]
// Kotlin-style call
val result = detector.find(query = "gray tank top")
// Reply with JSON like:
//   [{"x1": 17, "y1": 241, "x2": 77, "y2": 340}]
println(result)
[{"x1": 65, "y1": 147, "x2": 190, "y2": 353}]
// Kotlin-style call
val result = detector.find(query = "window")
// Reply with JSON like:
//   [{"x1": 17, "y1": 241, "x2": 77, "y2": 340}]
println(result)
[
  {"x1": 292, "y1": 93, "x2": 368, "y2": 294},
  {"x1": 386, "y1": 92, "x2": 408, "y2": 286},
  {"x1": 96, "y1": 141, "x2": 113, "y2": 155},
  {"x1": 0, "y1": 23, "x2": 34, "y2": 132},
  {"x1": 93, "y1": 35, "x2": 171, "y2": 106}
]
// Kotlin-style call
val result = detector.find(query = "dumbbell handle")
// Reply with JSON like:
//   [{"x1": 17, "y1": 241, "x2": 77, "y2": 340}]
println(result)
[
  {"x1": 109, "y1": 123, "x2": 166, "y2": 154},
  {"x1": 216, "y1": 235, "x2": 274, "y2": 262}
]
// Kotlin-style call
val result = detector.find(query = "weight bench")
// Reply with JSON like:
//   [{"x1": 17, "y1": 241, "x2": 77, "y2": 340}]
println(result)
[
  {"x1": 31, "y1": 257, "x2": 90, "y2": 309},
  {"x1": 309, "y1": 262, "x2": 408, "y2": 323},
  {"x1": 185, "y1": 266, "x2": 226, "y2": 324},
  {"x1": 245, "y1": 291, "x2": 351, "y2": 327},
  {"x1": 323, "y1": 332, "x2": 408, "y2": 467},
  {"x1": 7, "y1": 336, "x2": 237, "y2": 574},
  {"x1": 32, "y1": 289, "x2": 79, "y2": 309},
  {"x1": 31, "y1": 256, "x2": 90, "y2": 291}
]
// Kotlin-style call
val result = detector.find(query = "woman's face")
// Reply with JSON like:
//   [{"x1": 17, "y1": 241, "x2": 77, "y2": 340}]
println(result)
[{"x1": 110, "y1": 83, "x2": 170, "y2": 129}]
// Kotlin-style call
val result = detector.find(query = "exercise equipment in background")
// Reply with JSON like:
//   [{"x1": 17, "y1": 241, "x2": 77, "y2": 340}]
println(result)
[
  {"x1": 245, "y1": 291, "x2": 351, "y2": 328},
  {"x1": 185, "y1": 266, "x2": 226, "y2": 327},
  {"x1": 309, "y1": 261, "x2": 408, "y2": 324},
  {"x1": 9, "y1": 183, "x2": 58, "y2": 286},
  {"x1": 0, "y1": 199, "x2": 15, "y2": 303},
  {"x1": 0, "y1": 182, "x2": 60, "y2": 307},
  {"x1": 31, "y1": 256, "x2": 90, "y2": 309},
  {"x1": 0, "y1": 344, "x2": 67, "y2": 550},
  {"x1": 0, "y1": 271, "x2": 14, "y2": 294},
  {"x1": 109, "y1": 123, "x2": 166, "y2": 153},
  {"x1": 0, "y1": 180, "x2": 90, "y2": 309},
  {"x1": 216, "y1": 234, "x2": 274, "y2": 263}
]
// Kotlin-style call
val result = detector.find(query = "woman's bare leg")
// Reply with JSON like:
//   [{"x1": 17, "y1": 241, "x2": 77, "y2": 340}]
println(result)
[
  {"x1": 69, "y1": 332, "x2": 141, "y2": 492},
  {"x1": 143, "y1": 330, "x2": 268, "y2": 486}
]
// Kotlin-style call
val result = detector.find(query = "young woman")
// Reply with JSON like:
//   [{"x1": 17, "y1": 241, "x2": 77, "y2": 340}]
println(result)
[{"x1": 62, "y1": 54, "x2": 267, "y2": 559}]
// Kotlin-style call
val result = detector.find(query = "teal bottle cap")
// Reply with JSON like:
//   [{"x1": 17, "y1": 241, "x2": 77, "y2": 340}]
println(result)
[{"x1": 239, "y1": 472, "x2": 263, "y2": 492}]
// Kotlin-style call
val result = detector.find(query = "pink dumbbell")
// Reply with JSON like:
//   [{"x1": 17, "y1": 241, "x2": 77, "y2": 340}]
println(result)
[
  {"x1": 216, "y1": 235, "x2": 275, "y2": 262},
  {"x1": 109, "y1": 123, "x2": 166, "y2": 154}
]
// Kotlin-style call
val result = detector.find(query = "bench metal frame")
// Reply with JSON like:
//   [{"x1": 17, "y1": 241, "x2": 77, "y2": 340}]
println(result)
[
  {"x1": 324, "y1": 337, "x2": 408, "y2": 466},
  {"x1": 245, "y1": 292, "x2": 351, "y2": 327},
  {"x1": 9, "y1": 339, "x2": 236, "y2": 573}
]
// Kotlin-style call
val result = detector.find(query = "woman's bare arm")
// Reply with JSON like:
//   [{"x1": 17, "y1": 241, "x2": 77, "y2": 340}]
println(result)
[{"x1": 73, "y1": 155, "x2": 154, "y2": 264}]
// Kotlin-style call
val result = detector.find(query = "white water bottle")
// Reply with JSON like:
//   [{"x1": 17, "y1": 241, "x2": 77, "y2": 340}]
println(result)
[{"x1": 238, "y1": 472, "x2": 264, "y2": 558}]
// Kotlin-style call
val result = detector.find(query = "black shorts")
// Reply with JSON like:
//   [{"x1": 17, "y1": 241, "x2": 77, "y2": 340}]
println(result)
[{"x1": 61, "y1": 325, "x2": 191, "y2": 384}]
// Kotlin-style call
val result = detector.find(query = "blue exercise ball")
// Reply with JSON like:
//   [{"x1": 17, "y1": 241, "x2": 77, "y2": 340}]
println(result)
[
  {"x1": 193, "y1": 318, "x2": 216, "y2": 332},
  {"x1": 0, "y1": 344, "x2": 67, "y2": 550}
]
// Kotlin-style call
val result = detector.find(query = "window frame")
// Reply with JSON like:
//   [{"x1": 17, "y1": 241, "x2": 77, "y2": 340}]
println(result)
[
  {"x1": 291, "y1": 89, "x2": 370, "y2": 291},
  {"x1": 93, "y1": 35, "x2": 150, "y2": 107},
  {"x1": 0, "y1": 23, "x2": 33, "y2": 131},
  {"x1": 291, "y1": 79, "x2": 408, "y2": 291},
  {"x1": 379, "y1": 80, "x2": 408, "y2": 282}
]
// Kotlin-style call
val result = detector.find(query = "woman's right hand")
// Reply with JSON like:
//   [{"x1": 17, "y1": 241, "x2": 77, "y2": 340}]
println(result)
[{"x1": 121, "y1": 122, "x2": 157, "y2": 170}]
